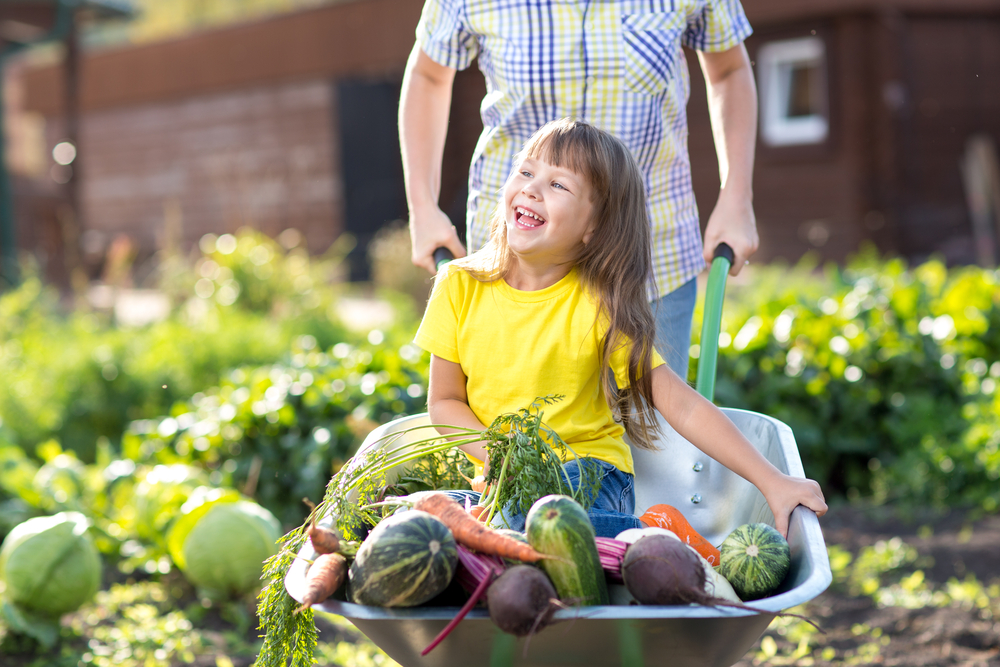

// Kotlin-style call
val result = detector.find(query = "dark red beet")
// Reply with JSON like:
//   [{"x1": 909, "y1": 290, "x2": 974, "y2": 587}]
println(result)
[
  {"x1": 620, "y1": 536, "x2": 826, "y2": 632},
  {"x1": 622, "y1": 535, "x2": 707, "y2": 605},
  {"x1": 487, "y1": 565, "x2": 559, "y2": 637}
]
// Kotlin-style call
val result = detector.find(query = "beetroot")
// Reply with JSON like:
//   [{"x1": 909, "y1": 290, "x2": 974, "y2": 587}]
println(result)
[
  {"x1": 487, "y1": 565, "x2": 559, "y2": 637},
  {"x1": 622, "y1": 534, "x2": 708, "y2": 605}
]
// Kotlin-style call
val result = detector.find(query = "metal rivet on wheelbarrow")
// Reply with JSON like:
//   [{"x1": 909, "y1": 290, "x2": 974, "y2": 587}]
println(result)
[
  {"x1": 690, "y1": 493, "x2": 702, "y2": 504},
  {"x1": 692, "y1": 461, "x2": 704, "y2": 472}
]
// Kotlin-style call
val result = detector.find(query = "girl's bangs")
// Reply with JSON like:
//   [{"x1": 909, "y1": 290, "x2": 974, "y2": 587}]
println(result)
[{"x1": 519, "y1": 125, "x2": 595, "y2": 183}]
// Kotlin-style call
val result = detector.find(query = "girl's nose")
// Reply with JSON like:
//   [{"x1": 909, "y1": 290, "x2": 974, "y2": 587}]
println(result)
[{"x1": 522, "y1": 182, "x2": 540, "y2": 199}]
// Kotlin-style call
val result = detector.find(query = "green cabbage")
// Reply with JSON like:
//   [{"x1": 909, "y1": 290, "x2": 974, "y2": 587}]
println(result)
[
  {"x1": 0, "y1": 511, "x2": 101, "y2": 618},
  {"x1": 167, "y1": 487, "x2": 281, "y2": 598}
]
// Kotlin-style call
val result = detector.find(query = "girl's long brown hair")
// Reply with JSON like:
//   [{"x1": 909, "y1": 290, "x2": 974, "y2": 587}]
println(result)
[{"x1": 456, "y1": 118, "x2": 662, "y2": 449}]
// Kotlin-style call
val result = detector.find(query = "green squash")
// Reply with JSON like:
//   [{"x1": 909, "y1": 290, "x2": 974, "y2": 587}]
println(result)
[
  {"x1": 718, "y1": 522, "x2": 790, "y2": 600},
  {"x1": 348, "y1": 510, "x2": 457, "y2": 607}
]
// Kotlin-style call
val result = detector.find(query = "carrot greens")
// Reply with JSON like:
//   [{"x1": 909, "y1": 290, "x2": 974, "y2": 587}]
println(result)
[{"x1": 254, "y1": 396, "x2": 597, "y2": 666}]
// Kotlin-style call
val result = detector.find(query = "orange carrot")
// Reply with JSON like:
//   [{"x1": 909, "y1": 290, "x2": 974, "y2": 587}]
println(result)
[
  {"x1": 414, "y1": 492, "x2": 548, "y2": 563},
  {"x1": 308, "y1": 517, "x2": 342, "y2": 555},
  {"x1": 295, "y1": 552, "x2": 347, "y2": 614},
  {"x1": 303, "y1": 498, "x2": 341, "y2": 554},
  {"x1": 468, "y1": 505, "x2": 487, "y2": 521},
  {"x1": 639, "y1": 504, "x2": 721, "y2": 565}
]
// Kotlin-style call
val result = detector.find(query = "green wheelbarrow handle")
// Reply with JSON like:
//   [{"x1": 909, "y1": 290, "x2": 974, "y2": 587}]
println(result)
[{"x1": 695, "y1": 242, "x2": 734, "y2": 402}]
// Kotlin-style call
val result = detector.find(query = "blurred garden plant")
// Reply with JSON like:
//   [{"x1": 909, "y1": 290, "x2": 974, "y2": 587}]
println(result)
[
  {"x1": 121, "y1": 331, "x2": 430, "y2": 527},
  {"x1": 0, "y1": 228, "x2": 350, "y2": 463},
  {"x1": 697, "y1": 246, "x2": 1000, "y2": 512}
]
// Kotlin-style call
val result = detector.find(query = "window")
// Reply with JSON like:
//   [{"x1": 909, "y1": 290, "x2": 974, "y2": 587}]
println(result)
[{"x1": 757, "y1": 37, "x2": 829, "y2": 147}]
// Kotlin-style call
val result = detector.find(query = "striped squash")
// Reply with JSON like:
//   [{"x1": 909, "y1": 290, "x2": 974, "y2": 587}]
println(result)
[
  {"x1": 718, "y1": 522, "x2": 791, "y2": 600},
  {"x1": 348, "y1": 510, "x2": 457, "y2": 607}
]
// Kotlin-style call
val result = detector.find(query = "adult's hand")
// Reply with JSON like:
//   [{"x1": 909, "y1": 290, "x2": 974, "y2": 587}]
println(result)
[
  {"x1": 703, "y1": 191, "x2": 758, "y2": 276},
  {"x1": 698, "y1": 43, "x2": 759, "y2": 276},
  {"x1": 410, "y1": 206, "x2": 467, "y2": 274}
]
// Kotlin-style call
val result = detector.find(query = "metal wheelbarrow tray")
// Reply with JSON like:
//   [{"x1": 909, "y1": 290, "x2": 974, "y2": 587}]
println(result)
[{"x1": 284, "y1": 246, "x2": 832, "y2": 667}]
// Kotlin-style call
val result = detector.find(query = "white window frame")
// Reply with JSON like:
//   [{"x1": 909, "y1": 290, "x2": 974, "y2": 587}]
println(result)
[{"x1": 757, "y1": 36, "x2": 829, "y2": 147}]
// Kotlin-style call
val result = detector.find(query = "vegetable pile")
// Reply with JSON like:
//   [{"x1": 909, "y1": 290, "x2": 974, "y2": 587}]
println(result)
[{"x1": 254, "y1": 400, "x2": 805, "y2": 666}]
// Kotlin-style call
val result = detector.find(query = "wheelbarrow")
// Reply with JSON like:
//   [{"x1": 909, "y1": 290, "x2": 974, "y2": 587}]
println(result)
[{"x1": 284, "y1": 245, "x2": 832, "y2": 667}]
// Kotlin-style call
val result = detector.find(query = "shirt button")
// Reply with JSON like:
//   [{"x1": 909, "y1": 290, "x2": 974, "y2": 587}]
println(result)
[
  {"x1": 586, "y1": 75, "x2": 596, "y2": 85},
  {"x1": 586, "y1": 21, "x2": 595, "y2": 31}
]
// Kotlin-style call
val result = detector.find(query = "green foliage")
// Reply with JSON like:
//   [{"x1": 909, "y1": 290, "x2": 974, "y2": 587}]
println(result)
[
  {"x1": 0, "y1": 229, "x2": 349, "y2": 463},
  {"x1": 695, "y1": 248, "x2": 1000, "y2": 510},
  {"x1": 121, "y1": 331, "x2": 430, "y2": 527}
]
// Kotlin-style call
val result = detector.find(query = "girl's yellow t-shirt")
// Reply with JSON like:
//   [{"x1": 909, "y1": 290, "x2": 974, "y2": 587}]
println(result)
[{"x1": 414, "y1": 264, "x2": 664, "y2": 474}]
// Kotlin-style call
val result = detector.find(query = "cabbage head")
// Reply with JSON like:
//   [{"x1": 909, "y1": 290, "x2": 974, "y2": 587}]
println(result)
[
  {"x1": 0, "y1": 512, "x2": 101, "y2": 618},
  {"x1": 167, "y1": 488, "x2": 281, "y2": 598}
]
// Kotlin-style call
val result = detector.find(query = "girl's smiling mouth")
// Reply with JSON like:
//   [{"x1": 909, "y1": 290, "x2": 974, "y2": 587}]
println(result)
[{"x1": 515, "y1": 206, "x2": 546, "y2": 228}]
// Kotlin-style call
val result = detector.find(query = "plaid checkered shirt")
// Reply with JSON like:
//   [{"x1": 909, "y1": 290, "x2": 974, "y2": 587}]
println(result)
[{"x1": 416, "y1": 0, "x2": 752, "y2": 297}]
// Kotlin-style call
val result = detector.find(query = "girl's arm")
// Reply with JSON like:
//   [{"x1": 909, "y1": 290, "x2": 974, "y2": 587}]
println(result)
[
  {"x1": 428, "y1": 354, "x2": 489, "y2": 469},
  {"x1": 650, "y1": 364, "x2": 827, "y2": 537}
]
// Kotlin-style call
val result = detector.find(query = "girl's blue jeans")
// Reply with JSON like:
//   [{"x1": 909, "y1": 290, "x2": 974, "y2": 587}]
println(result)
[{"x1": 442, "y1": 458, "x2": 643, "y2": 538}]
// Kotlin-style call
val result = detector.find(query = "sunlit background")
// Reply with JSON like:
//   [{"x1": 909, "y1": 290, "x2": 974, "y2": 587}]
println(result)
[{"x1": 0, "y1": 2, "x2": 998, "y2": 666}]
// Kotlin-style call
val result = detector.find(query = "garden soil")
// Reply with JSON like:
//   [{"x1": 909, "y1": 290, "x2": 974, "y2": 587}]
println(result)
[{"x1": 733, "y1": 505, "x2": 1000, "y2": 667}]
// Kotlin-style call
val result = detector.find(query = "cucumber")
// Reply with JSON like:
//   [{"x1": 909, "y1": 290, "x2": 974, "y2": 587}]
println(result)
[{"x1": 525, "y1": 495, "x2": 608, "y2": 606}]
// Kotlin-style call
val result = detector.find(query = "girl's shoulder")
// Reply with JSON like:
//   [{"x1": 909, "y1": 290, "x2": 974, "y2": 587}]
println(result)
[{"x1": 430, "y1": 259, "x2": 500, "y2": 301}]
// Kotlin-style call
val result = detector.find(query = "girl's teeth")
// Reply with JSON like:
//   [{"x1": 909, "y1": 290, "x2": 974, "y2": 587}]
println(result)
[{"x1": 517, "y1": 207, "x2": 543, "y2": 223}]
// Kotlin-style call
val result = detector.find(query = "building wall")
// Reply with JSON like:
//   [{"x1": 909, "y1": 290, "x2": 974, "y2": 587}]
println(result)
[
  {"x1": 690, "y1": 9, "x2": 1000, "y2": 267},
  {"x1": 686, "y1": 18, "x2": 875, "y2": 266},
  {"x1": 15, "y1": 0, "x2": 999, "y2": 277},
  {"x1": 60, "y1": 78, "x2": 340, "y2": 257},
  {"x1": 16, "y1": 0, "x2": 425, "y2": 273}
]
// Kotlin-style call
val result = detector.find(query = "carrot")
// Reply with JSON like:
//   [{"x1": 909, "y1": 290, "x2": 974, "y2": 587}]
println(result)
[
  {"x1": 413, "y1": 492, "x2": 548, "y2": 563},
  {"x1": 639, "y1": 504, "x2": 721, "y2": 565},
  {"x1": 303, "y1": 498, "x2": 341, "y2": 554},
  {"x1": 468, "y1": 505, "x2": 487, "y2": 521},
  {"x1": 294, "y1": 552, "x2": 348, "y2": 614}
]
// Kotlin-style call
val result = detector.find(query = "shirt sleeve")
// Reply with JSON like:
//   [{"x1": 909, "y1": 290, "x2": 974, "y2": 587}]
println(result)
[
  {"x1": 415, "y1": 0, "x2": 481, "y2": 70},
  {"x1": 413, "y1": 264, "x2": 462, "y2": 363},
  {"x1": 609, "y1": 339, "x2": 666, "y2": 389},
  {"x1": 682, "y1": 0, "x2": 753, "y2": 53}
]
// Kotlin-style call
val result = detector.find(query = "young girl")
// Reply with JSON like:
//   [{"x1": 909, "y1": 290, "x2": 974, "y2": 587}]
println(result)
[{"x1": 414, "y1": 118, "x2": 826, "y2": 541}]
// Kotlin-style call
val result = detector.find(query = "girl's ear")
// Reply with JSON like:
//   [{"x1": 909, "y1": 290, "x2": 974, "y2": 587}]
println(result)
[{"x1": 582, "y1": 217, "x2": 597, "y2": 245}]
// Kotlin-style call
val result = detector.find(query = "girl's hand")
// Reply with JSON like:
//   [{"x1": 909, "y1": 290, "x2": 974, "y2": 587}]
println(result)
[{"x1": 764, "y1": 474, "x2": 828, "y2": 539}]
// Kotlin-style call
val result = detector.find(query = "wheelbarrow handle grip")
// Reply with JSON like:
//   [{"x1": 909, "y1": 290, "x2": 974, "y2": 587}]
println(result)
[
  {"x1": 433, "y1": 247, "x2": 454, "y2": 271},
  {"x1": 713, "y1": 242, "x2": 735, "y2": 266}
]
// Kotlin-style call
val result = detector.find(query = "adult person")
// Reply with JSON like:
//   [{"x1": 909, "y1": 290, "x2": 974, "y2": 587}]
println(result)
[{"x1": 399, "y1": 0, "x2": 760, "y2": 375}]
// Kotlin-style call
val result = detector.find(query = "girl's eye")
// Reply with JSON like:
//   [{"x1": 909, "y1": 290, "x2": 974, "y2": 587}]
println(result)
[
  {"x1": 552, "y1": 182, "x2": 566, "y2": 190},
  {"x1": 520, "y1": 170, "x2": 533, "y2": 178}
]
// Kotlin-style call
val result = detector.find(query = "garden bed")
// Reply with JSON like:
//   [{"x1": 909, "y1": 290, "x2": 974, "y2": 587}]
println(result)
[{"x1": 735, "y1": 505, "x2": 1000, "y2": 667}]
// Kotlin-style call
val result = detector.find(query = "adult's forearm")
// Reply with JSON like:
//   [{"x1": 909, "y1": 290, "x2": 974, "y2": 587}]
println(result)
[
  {"x1": 701, "y1": 47, "x2": 757, "y2": 198},
  {"x1": 399, "y1": 46, "x2": 455, "y2": 213}
]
